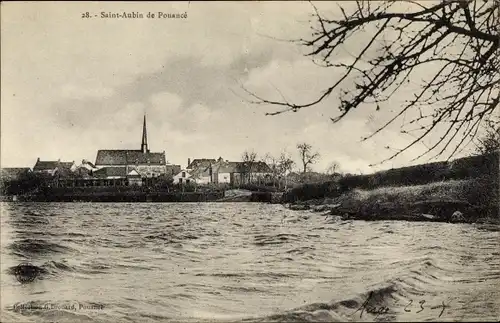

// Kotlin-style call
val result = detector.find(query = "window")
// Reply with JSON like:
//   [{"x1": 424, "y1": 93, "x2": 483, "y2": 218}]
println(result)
[
  {"x1": 182, "y1": 172, "x2": 186, "y2": 178},
  {"x1": 179, "y1": 178, "x2": 183, "y2": 184}
]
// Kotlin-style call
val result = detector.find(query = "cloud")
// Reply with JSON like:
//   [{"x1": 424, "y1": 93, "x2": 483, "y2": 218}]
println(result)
[
  {"x1": 1, "y1": 1, "x2": 478, "y2": 172},
  {"x1": 60, "y1": 84, "x2": 115, "y2": 100}
]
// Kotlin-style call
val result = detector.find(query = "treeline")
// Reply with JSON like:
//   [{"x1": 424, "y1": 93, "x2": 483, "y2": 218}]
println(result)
[{"x1": 0, "y1": 172, "x2": 49, "y2": 196}]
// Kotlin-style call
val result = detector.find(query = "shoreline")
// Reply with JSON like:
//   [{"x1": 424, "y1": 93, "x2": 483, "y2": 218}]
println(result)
[
  {"x1": 281, "y1": 152, "x2": 499, "y2": 225},
  {"x1": 0, "y1": 190, "x2": 278, "y2": 203},
  {"x1": 284, "y1": 178, "x2": 499, "y2": 225}
]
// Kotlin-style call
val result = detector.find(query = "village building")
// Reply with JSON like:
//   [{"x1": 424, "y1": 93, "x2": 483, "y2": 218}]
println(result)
[
  {"x1": 33, "y1": 159, "x2": 76, "y2": 176},
  {"x1": 173, "y1": 164, "x2": 213, "y2": 185},
  {"x1": 166, "y1": 164, "x2": 182, "y2": 176},
  {"x1": 172, "y1": 169, "x2": 195, "y2": 185},
  {"x1": 94, "y1": 115, "x2": 168, "y2": 180},
  {"x1": 72, "y1": 159, "x2": 98, "y2": 178},
  {"x1": 182, "y1": 157, "x2": 273, "y2": 186},
  {"x1": 56, "y1": 116, "x2": 176, "y2": 188}
]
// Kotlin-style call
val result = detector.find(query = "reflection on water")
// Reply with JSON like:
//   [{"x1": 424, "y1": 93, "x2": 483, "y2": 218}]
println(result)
[{"x1": 1, "y1": 202, "x2": 499, "y2": 322}]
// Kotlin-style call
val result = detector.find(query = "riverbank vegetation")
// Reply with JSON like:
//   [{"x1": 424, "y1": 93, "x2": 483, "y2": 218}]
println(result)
[{"x1": 283, "y1": 151, "x2": 499, "y2": 223}]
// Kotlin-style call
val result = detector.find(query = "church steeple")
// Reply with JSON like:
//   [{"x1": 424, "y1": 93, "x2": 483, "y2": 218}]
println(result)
[{"x1": 141, "y1": 115, "x2": 149, "y2": 153}]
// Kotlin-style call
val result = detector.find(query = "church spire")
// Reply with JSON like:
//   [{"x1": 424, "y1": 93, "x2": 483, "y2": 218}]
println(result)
[{"x1": 141, "y1": 115, "x2": 149, "y2": 153}]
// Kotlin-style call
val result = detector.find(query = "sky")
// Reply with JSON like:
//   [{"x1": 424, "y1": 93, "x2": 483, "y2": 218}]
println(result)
[{"x1": 1, "y1": 1, "x2": 482, "y2": 174}]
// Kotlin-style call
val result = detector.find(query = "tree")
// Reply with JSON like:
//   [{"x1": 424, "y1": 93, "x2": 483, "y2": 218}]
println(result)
[
  {"x1": 278, "y1": 152, "x2": 295, "y2": 190},
  {"x1": 262, "y1": 152, "x2": 296, "y2": 189},
  {"x1": 278, "y1": 152, "x2": 295, "y2": 176},
  {"x1": 475, "y1": 119, "x2": 500, "y2": 155},
  {"x1": 154, "y1": 174, "x2": 174, "y2": 191},
  {"x1": 262, "y1": 153, "x2": 280, "y2": 187},
  {"x1": 297, "y1": 142, "x2": 320, "y2": 173},
  {"x1": 247, "y1": 0, "x2": 499, "y2": 164},
  {"x1": 241, "y1": 150, "x2": 258, "y2": 184},
  {"x1": 325, "y1": 161, "x2": 340, "y2": 175}
]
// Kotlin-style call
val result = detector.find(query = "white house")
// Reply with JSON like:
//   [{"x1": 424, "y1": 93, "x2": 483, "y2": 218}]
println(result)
[{"x1": 172, "y1": 169, "x2": 195, "y2": 185}]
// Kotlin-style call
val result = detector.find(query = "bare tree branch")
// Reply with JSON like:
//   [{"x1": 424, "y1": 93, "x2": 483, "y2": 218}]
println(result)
[{"x1": 245, "y1": 0, "x2": 500, "y2": 163}]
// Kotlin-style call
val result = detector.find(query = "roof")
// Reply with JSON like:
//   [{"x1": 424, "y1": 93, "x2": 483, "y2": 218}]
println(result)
[
  {"x1": 166, "y1": 164, "x2": 181, "y2": 175},
  {"x1": 81, "y1": 160, "x2": 96, "y2": 168},
  {"x1": 251, "y1": 161, "x2": 272, "y2": 173},
  {"x1": 95, "y1": 150, "x2": 166, "y2": 166},
  {"x1": 187, "y1": 159, "x2": 216, "y2": 169},
  {"x1": 33, "y1": 160, "x2": 73, "y2": 171},
  {"x1": 216, "y1": 161, "x2": 242, "y2": 173},
  {"x1": 0, "y1": 168, "x2": 31, "y2": 181},
  {"x1": 190, "y1": 166, "x2": 211, "y2": 178}
]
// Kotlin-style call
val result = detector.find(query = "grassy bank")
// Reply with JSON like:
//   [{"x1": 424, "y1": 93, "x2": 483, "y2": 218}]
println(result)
[{"x1": 284, "y1": 152, "x2": 499, "y2": 223}]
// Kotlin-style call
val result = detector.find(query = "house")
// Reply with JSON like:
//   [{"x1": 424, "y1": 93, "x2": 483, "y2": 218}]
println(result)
[
  {"x1": 0, "y1": 168, "x2": 31, "y2": 182},
  {"x1": 33, "y1": 158, "x2": 76, "y2": 176},
  {"x1": 95, "y1": 115, "x2": 167, "y2": 178},
  {"x1": 172, "y1": 169, "x2": 196, "y2": 185},
  {"x1": 188, "y1": 157, "x2": 272, "y2": 186},
  {"x1": 184, "y1": 158, "x2": 217, "y2": 184},
  {"x1": 249, "y1": 161, "x2": 274, "y2": 179},
  {"x1": 210, "y1": 158, "x2": 272, "y2": 185},
  {"x1": 212, "y1": 161, "x2": 241, "y2": 184},
  {"x1": 190, "y1": 165, "x2": 212, "y2": 184}
]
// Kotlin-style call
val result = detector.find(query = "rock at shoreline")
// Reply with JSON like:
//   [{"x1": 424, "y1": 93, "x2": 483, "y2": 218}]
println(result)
[
  {"x1": 421, "y1": 213, "x2": 436, "y2": 220},
  {"x1": 450, "y1": 210, "x2": 465, "y2": 223},
  {"x1": 311, "y1": 204, "x2": 340, "y2": 213},
  {"x1": 289, "y1": 204, "x2": 310, "y2": 211}
]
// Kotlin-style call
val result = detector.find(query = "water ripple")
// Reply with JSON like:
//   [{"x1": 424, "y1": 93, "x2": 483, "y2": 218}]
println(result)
[{"x1": 1, "y1": 202, "x2": 498, "y2": 322}]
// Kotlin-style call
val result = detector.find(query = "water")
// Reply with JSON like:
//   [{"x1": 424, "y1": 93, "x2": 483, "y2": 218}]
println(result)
[{"x1": 1, "y1": 202, "x2": 499, "y2": 322}]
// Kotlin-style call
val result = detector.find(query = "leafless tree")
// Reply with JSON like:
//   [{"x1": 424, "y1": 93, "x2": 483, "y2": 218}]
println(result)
[
  {"x1": 241, "y1": 150, "x2": 258, "y2": 184},
  {"x1": 297, "y1": 143, "x2": 320, "y2": 173},
  {"x1": 278, "y1": 152, "x2": 295, "y2": 175},
  {"x1": 325, "y1": 161, "x2": 340, "y2": 175},
  {"x1": 262, "y1": 153, "x2": 280, "y2": 186},
  {"x1": 246, "y1": 0, "x2": 499, "y2": 164},
  {"x1": 261, "y1": 152, "x2": 296, "y2": 188},
  {"x1": 278, "y1": 152, "x2": 295, "y2": 189},
  {"x1": 474, "y1": 119, "x2": 500, "y2": 154}
]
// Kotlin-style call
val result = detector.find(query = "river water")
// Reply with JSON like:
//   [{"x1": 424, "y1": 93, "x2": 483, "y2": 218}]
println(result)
[{"x1": 1, "y1": 202, "x2": 499, "y2": 322}]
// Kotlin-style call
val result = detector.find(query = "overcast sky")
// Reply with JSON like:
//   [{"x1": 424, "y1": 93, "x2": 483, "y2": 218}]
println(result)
[{"x1": 1, "y1": 1, "x2": 479, "y2": 174}]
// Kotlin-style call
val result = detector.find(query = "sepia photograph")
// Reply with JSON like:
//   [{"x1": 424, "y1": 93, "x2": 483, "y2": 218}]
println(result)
[{"x1": 1, "y1": 1, "x2": 499, "y2": 322}]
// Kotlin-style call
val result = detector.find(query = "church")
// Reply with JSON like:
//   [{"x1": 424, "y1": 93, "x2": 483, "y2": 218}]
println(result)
[{"x1": 95, "y1": 115, "x2": 168, "y2": 178}]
